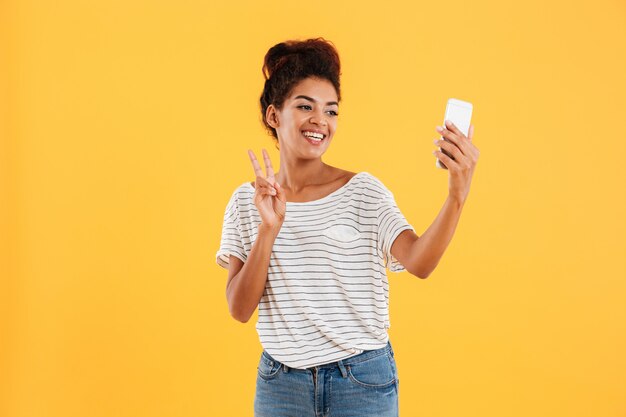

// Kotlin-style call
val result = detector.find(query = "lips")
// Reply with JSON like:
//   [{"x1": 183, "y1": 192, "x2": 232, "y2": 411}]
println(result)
[
  {"x1": 301, "y1": 130, "x2": 326, "y2": 138},
  {"x1": 302, "y1": 132, "x2": 325, "y2": 146}
]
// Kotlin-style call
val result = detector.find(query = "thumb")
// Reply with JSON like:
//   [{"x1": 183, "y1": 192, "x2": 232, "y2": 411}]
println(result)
[{"x1": 274, "y1": 182, "x2": 287, "y2": 203}]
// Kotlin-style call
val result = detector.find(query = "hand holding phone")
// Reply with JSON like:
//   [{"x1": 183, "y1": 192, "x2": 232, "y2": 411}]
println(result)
[
  {"x1": 432, "y1": 98, "x2": 480, "y2": 205},
  {"x1": 436, "y1": 98, "x2": 473, "y2": 169}
]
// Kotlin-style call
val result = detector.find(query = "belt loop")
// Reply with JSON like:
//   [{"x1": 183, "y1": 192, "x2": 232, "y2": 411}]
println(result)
[
  {"x1": 283, "y1": 363, "x2": 289, "y2": 373},
  {"x1": 337, "y1": 360, "x2": 348, "y2": 378}
]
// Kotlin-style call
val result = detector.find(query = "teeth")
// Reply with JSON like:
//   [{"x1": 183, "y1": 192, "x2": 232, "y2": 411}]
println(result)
[{"x1": 302, "y1": 131, "x2": 324, "y2": 139}]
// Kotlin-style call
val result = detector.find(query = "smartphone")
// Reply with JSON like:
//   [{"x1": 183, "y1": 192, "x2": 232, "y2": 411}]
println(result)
[{"x1": 436, "y1": 98, "x2": 473, "y2": 169}]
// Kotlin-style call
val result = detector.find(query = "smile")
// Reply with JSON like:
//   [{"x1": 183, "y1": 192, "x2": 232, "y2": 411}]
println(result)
[{"x1": 301, "y1": 131, "x2": 326, "y2": 146}]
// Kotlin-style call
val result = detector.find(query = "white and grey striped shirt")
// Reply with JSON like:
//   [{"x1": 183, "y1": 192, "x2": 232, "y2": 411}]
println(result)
[{"x1": 216, "y1": 171, "x2": 415, "y2": 369}]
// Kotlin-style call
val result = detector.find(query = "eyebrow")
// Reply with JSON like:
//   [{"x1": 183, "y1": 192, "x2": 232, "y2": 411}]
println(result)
[{"x1": 294, "y1": 95, "x2": 338, "y2": 106}]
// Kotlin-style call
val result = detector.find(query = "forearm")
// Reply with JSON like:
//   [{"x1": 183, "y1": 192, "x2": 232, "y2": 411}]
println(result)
[
  {"x1": 410, "y1": 196, "x2": 465, "y2": 278},
  {"x1": 226, "y1": 224, "x2": 279, "y2": 322}
]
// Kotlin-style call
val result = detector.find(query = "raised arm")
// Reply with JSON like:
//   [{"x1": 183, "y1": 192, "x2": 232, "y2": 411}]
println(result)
[
  {"x1": 225, "y1": 149, "x2": 286, "y2": 322},
  {"x1": 390, "y1": 198, "x2": 464, "y2": 278},
  {"x1": 390, "y1": 121, "x2": 479, "y2": 278}
]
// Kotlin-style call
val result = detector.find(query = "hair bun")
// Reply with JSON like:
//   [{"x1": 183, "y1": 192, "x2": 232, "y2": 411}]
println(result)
[{"x1": 263, "y1": 43, "x2": 291, "y2": 79}]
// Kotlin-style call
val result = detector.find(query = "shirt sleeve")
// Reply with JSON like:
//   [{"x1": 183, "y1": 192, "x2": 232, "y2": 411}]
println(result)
[
  {"x1": 215, "y1": 190, "x2": 247, "y2": 269},
  {"x1": 376, "y1": 183, "x2": 415, "y2": 273}
]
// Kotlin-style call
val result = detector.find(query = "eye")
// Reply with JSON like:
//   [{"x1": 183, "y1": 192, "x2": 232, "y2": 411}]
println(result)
[{"x1": 297, "y1": 105, "x2": 338, "y2": 116}]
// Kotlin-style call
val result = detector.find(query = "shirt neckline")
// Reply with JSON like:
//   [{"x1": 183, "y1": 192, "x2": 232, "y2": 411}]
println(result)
[{"x1": 245, "y1": 171, "x2": 368, "y2": 205}]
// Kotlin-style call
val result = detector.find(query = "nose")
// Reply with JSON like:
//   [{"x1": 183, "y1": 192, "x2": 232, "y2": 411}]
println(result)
[{"x1": 310, "y1": 110, "x2": 328, "y2": 126}]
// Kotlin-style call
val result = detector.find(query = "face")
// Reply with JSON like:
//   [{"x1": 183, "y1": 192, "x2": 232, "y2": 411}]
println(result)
[{"x1": 266, "y1": 76, "x2": 339, "y2": 159}]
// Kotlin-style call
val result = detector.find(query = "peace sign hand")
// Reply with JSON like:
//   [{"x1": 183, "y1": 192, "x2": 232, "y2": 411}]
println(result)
[{"x1": 247, "y1": 149, "x2": 286, "y2": 232}]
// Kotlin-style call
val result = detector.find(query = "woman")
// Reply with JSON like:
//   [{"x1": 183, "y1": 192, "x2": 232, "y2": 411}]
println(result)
[{"x1": 216, "y1": 37, "x2": 479, "y2": 417}]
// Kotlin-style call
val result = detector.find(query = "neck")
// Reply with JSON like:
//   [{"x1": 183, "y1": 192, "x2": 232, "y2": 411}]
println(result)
[{"x1": 275, "y1": 157, "x2": 331, "y2": 193}]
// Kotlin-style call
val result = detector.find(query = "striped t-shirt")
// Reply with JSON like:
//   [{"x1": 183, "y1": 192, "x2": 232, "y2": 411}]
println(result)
[{"x1": 215, "y1": 171, "x2": 415, "y2": 369}]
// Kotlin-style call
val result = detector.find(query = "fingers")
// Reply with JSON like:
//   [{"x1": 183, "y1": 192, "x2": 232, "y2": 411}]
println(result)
[
  {"x1": 254, "y1": 176, "x2": 283, "y2": 199},
  {"x1": 433, "y1": 149, "x2": 460, "y2": 171},
  {"x1": 433, "y1": 151, "x2": 472, "y2": 172},
  {"x1": 444, "y1": 120, "x2": 467, "y2": 140},
  {"x1": 248, "y1": 149, "x2": 265, "y2": 178},
  {"x1": 451, "y1": 123, "x2": 479, "y2": 160},
  {"x1": 434, "y1": 137, "x2": 464, "y2": 162},
  {"x1": 432, "y1": 122, "x2": 478, "y2": 171},
  {"x1": 254, "y1": 175, "x2": 275, "y2": 192},
  {"x1": 437, "y1": 121, "x2": 471, "y2": 157},
  {"x1": 271, "y1": 182, "x2": 287, "y2": 220},
  {"x1": 248, "y1": 148, "x2": 278, "y2": 185},
  {"x1": 248, "y1": 148, "x2": 286, "y2": 223},
  {"x1": 273, "y1": 181, "x2": 287, "y2": 203},
  {"x1": 255, "y1": 176, "x2": 287, "y2": 219},
  {"x1": 262, "y1": 149, "x2": 276, "y2": 182},
  {"x1": 466, "y1": 125, "x2": 480, "y2": 159}
]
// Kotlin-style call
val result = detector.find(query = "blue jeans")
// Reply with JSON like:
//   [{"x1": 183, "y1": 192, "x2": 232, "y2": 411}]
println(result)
[{"x1": 254, "y1": 341, "x2": 399, "y2": 417}]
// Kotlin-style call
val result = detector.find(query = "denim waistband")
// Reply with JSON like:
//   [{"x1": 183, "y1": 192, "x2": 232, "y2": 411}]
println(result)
[{"x1": 261, "y1": 340, "x2": 394, "y2": 372}]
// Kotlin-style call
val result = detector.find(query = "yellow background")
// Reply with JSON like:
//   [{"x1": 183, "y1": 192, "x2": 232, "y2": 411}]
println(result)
[{"x1": 2, "y1": 0, "x2": 625, "y2": 416}]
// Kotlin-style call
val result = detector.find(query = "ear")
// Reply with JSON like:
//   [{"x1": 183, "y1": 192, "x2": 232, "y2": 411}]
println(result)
[{"x1": 266, "y1": 105, "x2": 279, "y2": 128}]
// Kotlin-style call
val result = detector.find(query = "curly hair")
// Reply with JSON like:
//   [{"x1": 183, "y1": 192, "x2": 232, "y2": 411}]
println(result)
[{"x1": 259, "y1": 37, "x2": 342, "y2": 149}]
